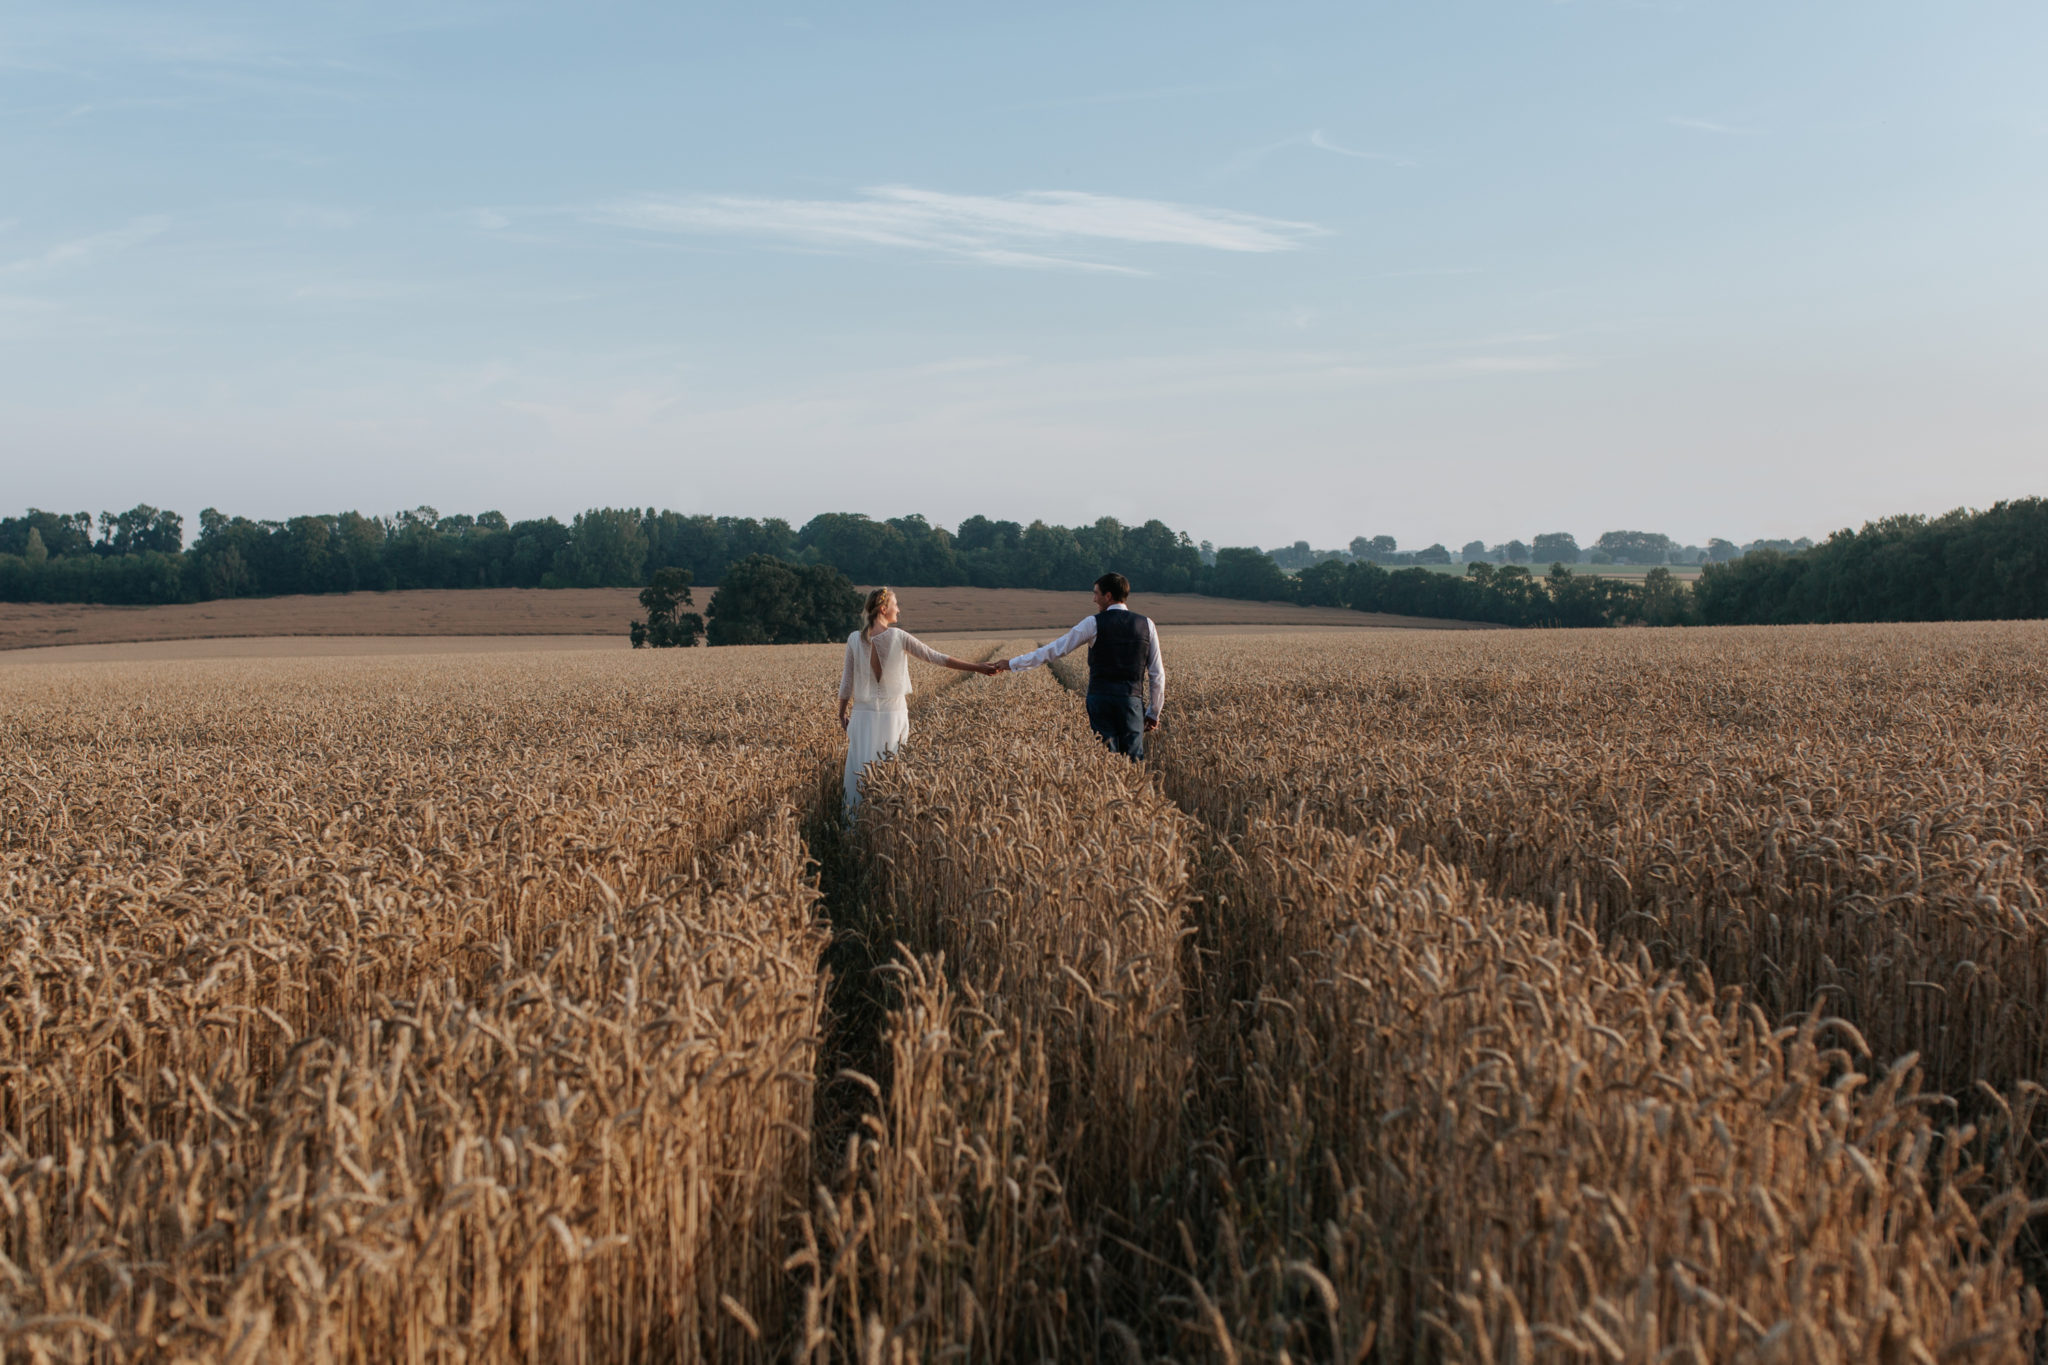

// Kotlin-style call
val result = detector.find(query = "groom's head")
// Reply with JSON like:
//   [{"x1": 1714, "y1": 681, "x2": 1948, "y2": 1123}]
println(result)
[{"x1": 1092, "y1": 572, "x2": 1130, "y2": 609}]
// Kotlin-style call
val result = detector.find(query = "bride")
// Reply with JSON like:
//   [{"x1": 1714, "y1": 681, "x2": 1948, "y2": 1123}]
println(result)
[{"x1": 838, "y1": 587, "x2": 997, "y2": 810}]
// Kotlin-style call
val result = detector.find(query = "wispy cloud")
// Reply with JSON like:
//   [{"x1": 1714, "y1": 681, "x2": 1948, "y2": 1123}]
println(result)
[
  {"x1": 288, "y1": 279, "x2": 405, "y2": 303},
  {"x1": 489, "y1": 342, "x2": 1594, "y2": 466},
  {"x1": 585, "y1": 185, "x2": 1325, "y2": 273},
  {"x1": 282, "y1": 203, "x2": 361, "y2": 231},
  {"x1": 0, "y1": 216, "x2": 169, "y2": 276},
  {"x1": 1306, "y1": 130, "x2": 1410, "y2": 164},
  {"x1": 0, "y1": 5, "x2": 479, "y2": 101},
  {"x1": 1668, "y1": 115, "x2": 1751, "y2": 135},
  {"x1": 1443, "y1": 355, "x2": 1582, "y2": 374},
  {"x1": 253, "y1": 145, "x2": 334, "y2": 168},
  {"x1": 42, "y1": 94, "x2": 207, "y2": 124},
  {"x1": 1008, "y1": 82, "x2": 1245, "y2": 111},
  {"x1": 1215, "y1": 129, "x2": 1414, "y2": 178},
  {"x1": 1440, "y1": 332, "x2": 1567, "y2": 347}
]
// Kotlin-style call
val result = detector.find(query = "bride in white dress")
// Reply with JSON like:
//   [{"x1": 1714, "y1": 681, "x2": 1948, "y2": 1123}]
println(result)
[{"x1": 838, "y1": 587, "x2": 997, "y2": 811}]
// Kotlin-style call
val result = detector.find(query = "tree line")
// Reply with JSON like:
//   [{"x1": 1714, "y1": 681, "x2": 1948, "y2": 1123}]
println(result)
[
  {"x1": 1692, "y1": 499, "x2": 2047, "y2": 625},
  {"x1": 0, "y1": 505, "x2": 1207, "y2": 606},
  {"x1": 1211, "y1": 550, "x2": 1692, "y2": 627},
  {"x1": 3, "y1": 498, "x2": 2039, "y2": 631},
  {"x1": 0, "y1": 502, "x2": 1708, "y2": 606},
  {"x1": 1267, "y1": 529, "x2": 1813, "y2": 570},
  {"x1": 1247, "y1": 501, "x2": 2044, "y2": 628}
]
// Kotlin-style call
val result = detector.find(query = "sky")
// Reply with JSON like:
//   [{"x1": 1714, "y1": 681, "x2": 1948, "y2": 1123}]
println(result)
[{"x1": 3, "y1": 1, "x2": 2045, "y2": 552}]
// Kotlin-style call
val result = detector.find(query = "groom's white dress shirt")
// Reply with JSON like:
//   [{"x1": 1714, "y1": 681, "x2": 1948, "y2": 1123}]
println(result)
[{"x1": 1005, "y1": 604, "x2": 1166, "y2": 720}]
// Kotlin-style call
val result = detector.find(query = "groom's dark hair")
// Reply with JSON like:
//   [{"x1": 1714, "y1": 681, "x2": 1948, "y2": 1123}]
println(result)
[{"x1": 1094, "y1": 572, "x2": 1130, "y2": 602}]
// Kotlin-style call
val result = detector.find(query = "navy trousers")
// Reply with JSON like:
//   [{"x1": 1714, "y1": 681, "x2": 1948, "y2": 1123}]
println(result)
[{"x1": 1085, "y1": 689, "x2": 1146, "y2": 760}]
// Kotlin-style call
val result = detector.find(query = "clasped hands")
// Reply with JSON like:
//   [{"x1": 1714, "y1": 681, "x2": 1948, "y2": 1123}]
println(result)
[{"x1": 974, "y1": 659, "x2": 1012, "y2": 676}]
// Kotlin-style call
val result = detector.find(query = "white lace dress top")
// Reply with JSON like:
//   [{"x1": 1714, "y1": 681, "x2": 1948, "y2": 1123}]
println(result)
[
  {"x1": 840, "y1": 627, "x2": 951, "y2": 811},
  {"x1": 838, "y1": 627, "x2": 948, "y2": 712}
]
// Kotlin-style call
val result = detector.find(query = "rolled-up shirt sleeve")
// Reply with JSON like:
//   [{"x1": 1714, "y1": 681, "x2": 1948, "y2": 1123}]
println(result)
[
  {"x1": 1145, "y1": 619, "x2": 1165, "y2": 719},
  {"x1": 1007, "y1": 616, "x2": 1097, "y2": 672}
]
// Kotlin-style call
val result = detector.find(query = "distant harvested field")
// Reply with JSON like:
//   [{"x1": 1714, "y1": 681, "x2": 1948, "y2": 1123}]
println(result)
[{"x1": 0, "y1": 584, "x2": 1492, "y2": 652}]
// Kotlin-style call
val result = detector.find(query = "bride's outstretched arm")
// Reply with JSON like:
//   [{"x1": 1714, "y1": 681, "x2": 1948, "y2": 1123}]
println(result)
[
  {"x1": 901, "y1": 632, "x2": 1001, "y2": 675},
  {"x1": 838, "y1": 640, "x2": 855, "y2": 731}
]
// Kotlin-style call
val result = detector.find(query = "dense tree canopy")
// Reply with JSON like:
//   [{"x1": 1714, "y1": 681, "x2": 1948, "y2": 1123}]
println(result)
[
  {"x1": 705, "y1": 555, "x2": 861, "y2": 646},
  {"x1": 0, "y1": 510, "x2": 98, "y2": 559},
  {"x1": 1207, "y1": 547, "x2": 1295, "y2": 601},
  {"x1": 1288, "y1": 558, "x2": 1656, "y2": 627},
  {"x1": 1693, "y1": 500, "x2": 2048, "y2": 625},
  {"x1": 1594, "y1": 530, "x2": 1676, "y2": 564},
  {"x1": 792, "y1": 512, "x2": 1205, "y2": 593}
]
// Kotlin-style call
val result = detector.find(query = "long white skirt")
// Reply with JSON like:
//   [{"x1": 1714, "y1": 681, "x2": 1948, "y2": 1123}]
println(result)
[{"x1": 844, "y1": 703, "x2": 910, "y2": 811}]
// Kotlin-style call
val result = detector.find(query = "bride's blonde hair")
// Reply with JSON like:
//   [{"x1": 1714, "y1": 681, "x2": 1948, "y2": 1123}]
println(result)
[{"x1": 863, "y1": 587, "x2": 896, "y2": 639}]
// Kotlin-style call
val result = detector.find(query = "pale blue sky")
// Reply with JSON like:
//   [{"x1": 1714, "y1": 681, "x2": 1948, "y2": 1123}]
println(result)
[{"x1": 4, "y1": 2, "x2": 2044, "y2": 550}]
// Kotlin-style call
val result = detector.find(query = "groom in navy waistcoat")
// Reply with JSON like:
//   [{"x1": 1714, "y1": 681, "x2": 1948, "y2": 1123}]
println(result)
[{"x1": 994, "y1": 572, "x2": 1165, "y2": 759}]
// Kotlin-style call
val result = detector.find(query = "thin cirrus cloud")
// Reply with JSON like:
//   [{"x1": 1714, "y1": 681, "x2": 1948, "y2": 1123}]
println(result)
[
  {"x1": 1668, "y1": 115, "x2": 1751, "y2": 135},
  {"x1": 581, "y1": 185, "x2": 1326, "y2": 274},
  {"x1": 1212, "y1": 129, "x2": 1414, "y2": 179},
  {"x1": 1306, "y1": 130, "x2": 1411, "y2": 164},
  {"x1": 0, "y1": 216, "x2": 169, "y2": 277}
]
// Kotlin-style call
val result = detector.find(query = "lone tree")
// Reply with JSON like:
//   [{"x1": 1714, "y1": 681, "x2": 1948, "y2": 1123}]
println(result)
[
  {"x1": 706, "y1": 553, "x2": 861, "y2": 645},
  {"x1": 630, "y1": 566, "x2": 705, "y2": 648}
]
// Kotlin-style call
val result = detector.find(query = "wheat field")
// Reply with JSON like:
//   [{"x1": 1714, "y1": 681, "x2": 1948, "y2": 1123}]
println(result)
[{"x1": 3, "y1": 624, "x2": 2044, "y2": 1361}]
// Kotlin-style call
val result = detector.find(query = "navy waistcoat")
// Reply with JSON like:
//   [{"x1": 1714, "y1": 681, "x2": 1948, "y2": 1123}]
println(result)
[{"x1": 1087, "y1": 609, "x2": 1150, "y2": 696}]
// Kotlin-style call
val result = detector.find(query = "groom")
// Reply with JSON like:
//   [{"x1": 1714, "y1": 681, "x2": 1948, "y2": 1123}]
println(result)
[{"x1": 995, "y1": 572, "x2": 1165, "y2": 759}]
